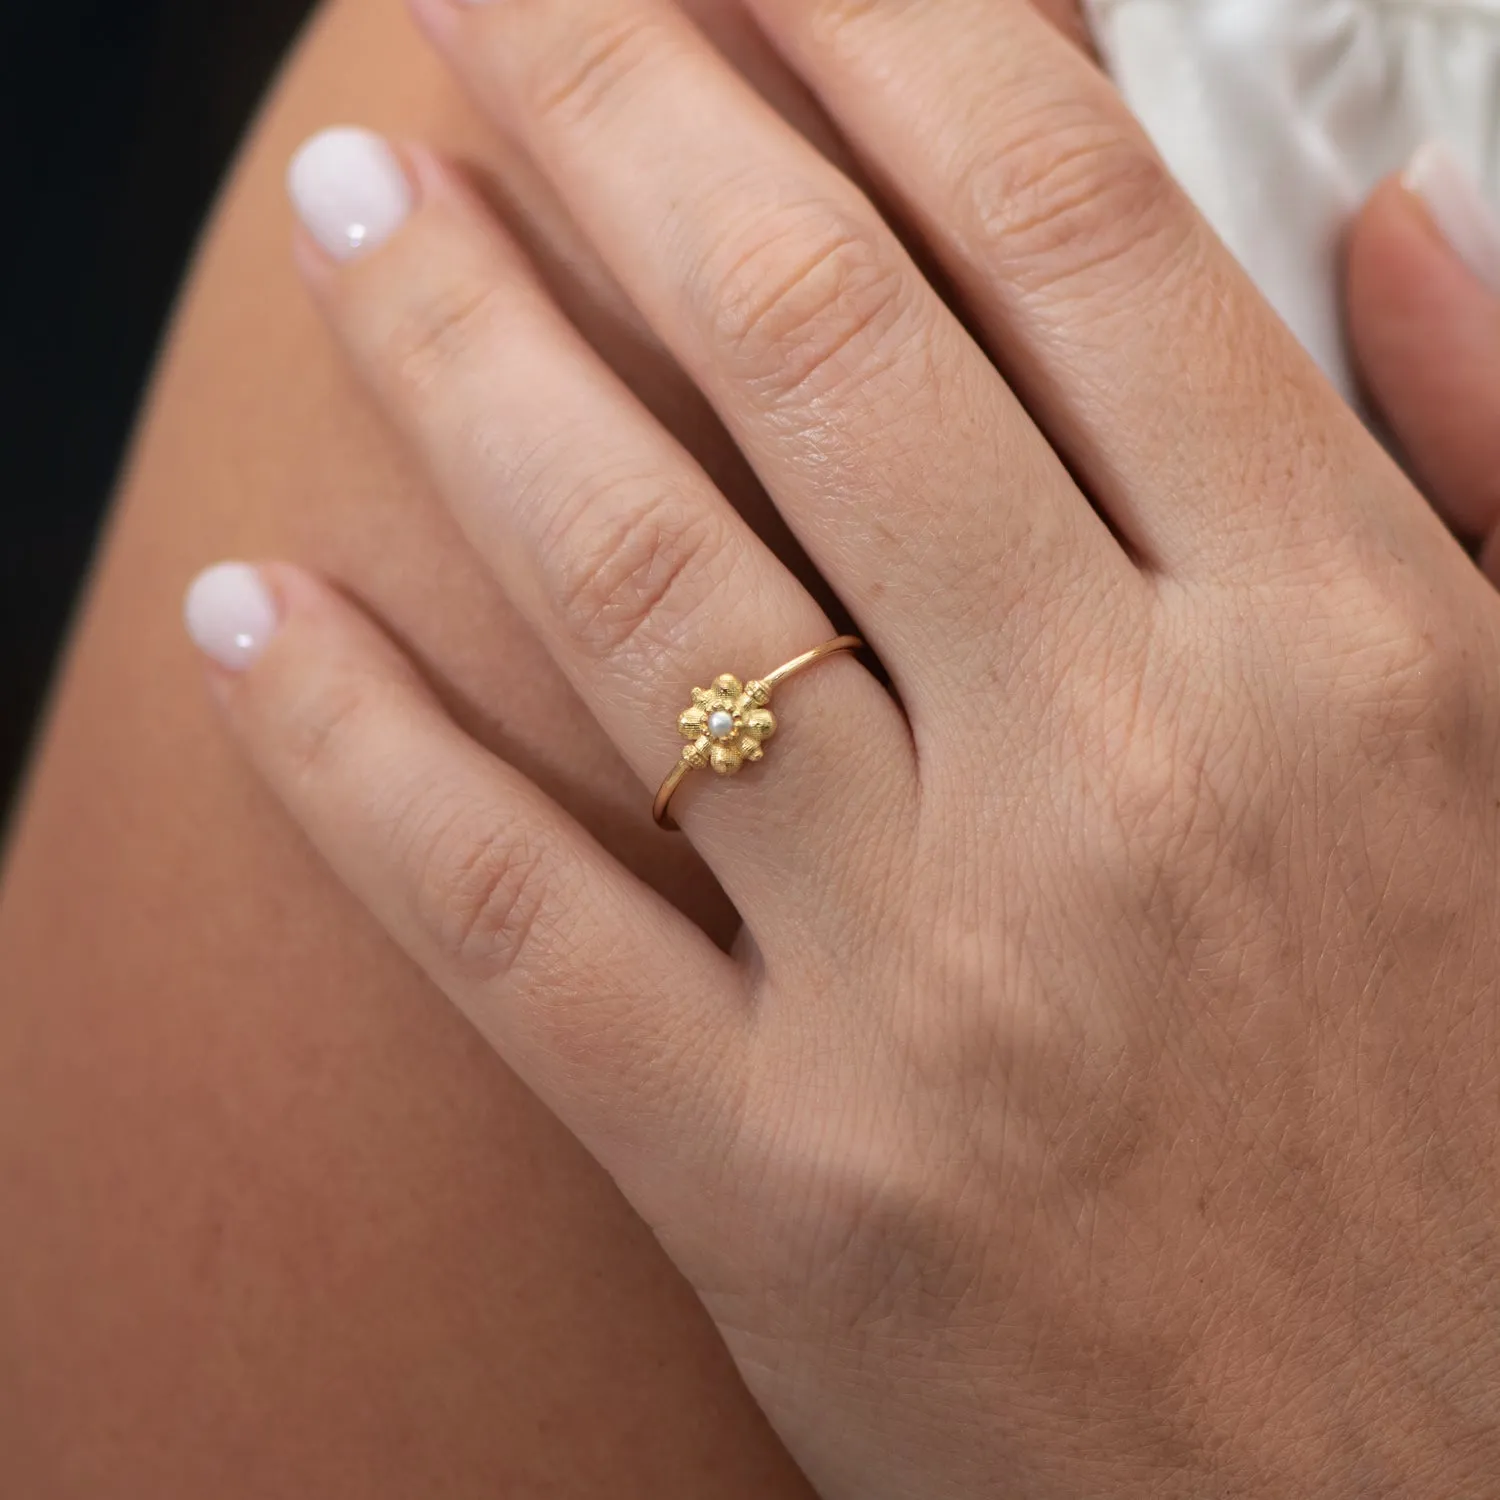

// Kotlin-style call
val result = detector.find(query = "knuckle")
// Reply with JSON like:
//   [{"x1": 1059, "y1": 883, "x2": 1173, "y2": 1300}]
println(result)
[
  {"x1": 542, "y1": 475, "x2": 731, "y2": 665},
  {"x1": 280, "y1": 666, "x2": 390, "y2": 791},
  {"x1": 384, "y1": 276, "x2": 506, "y2": 404},
  {"x1": 699, "y1": 206, "x2": 915, "y2": 404},
  {"x1": 1317, "y1": 573, "x2": 1481, "y2": 757},
  {"x1": 963, "y1": 97, "x2": 1193, "y2": 298},
  {"x1": 518, "y1": 11, "x2": 668, "y2": 131},
  {"x1": 413, "y1": 805, "x2": 554, "y2": 982},
  {"x1": 1088, "y1": 648, "x2": 1266, "y2": 918},
  {"x1": 1105, "y1": 698, "x2": 1225, "y2": 859}
]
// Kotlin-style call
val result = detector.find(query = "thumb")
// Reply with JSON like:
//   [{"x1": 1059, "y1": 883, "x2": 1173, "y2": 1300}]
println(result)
[{"x1": 1346, "y1": 143, "x2": 1500, "y2": 572}]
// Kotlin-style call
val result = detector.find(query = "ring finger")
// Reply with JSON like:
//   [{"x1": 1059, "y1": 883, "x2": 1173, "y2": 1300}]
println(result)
[{"x1": 287, "y1": 129, "x2": 914, "y2": 928}]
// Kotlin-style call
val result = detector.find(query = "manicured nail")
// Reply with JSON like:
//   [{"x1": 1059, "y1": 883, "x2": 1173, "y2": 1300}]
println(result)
[
  {"x1": 287, "y1": 126, "x2": 413, "y2": 261},
  {"x1": 1404, "y1": 141, "x2": 1500, "y2": 296},
  {"x1": 184, "y1": 563, "x2": 280, "y2": 671}
]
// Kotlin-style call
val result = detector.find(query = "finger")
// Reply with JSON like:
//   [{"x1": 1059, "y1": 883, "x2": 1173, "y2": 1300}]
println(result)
[
  {"x1": 287, "y1": 128, "x2": 914, "y2": 928},
  {"x1": 182, "y1": 560, "x2": 747, "y2": 1173},
  {"x1": 407, "y1": 0, "x2": 1138, "y2": 712},
  {"x1": 741, "y1": 0, "x2": 1392, "y2": 578},
  {"x1": 1346, "y1": 146, "x2": 1500, "y2": 548}
]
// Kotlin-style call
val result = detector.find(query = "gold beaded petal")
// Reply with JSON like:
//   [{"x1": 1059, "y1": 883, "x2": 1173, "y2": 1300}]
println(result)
[{"x1": 677, "y1": 673, "x2": 778, "y2": 776}]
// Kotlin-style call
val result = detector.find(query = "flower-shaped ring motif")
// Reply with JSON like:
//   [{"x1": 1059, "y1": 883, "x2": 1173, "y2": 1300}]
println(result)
[
  {"x1": 677, "y1": 674, "x2": 778, "y2": 776},
  {"x1": 653, "y1": 636, "x2": 862, "y2": 830}
]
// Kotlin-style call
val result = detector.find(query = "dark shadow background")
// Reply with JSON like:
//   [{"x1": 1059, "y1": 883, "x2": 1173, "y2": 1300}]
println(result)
[{"x1": 1, "y1": 0, "x2": 317, "y2": 824}]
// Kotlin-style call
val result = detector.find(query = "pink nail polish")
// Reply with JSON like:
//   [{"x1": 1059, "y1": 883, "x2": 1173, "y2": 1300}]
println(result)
[
  {"x1": 184, "y1": 563, "x2": 280, "y2": 671},
  {"x1": 286, "y1": 127, "x2": 414, "y2": 261}
]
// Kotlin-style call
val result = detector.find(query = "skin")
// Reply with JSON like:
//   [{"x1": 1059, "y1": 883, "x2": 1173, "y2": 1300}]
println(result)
[
  {"x1": 0, "y1": 2, "x2": 825, "y2": 1495},
  {"x1": 1347, "y1": 176, "x2": 1500, "y2": 558},
  {"x1": 0, "y1": 0, "x2": 1495, "y2": 1494},
  {"x1": 211, "y1": 0, "x2": 1500, "y2": 1493}
]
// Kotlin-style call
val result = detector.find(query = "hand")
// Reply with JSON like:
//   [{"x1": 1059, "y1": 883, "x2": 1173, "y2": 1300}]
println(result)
[{"x1": 184, "y1": 1, "x2": 1500, "y2": 1494}]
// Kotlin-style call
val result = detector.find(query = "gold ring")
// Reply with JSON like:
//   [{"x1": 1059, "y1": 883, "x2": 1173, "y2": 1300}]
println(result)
[{"x1": 654, "y1": 635, "x2": 865, "y2": 831}]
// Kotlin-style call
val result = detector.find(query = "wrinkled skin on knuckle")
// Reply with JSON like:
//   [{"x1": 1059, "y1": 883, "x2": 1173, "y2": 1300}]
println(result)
[
  {"x1": 278, "y1": 661, "x2": 397, "y2": 794},
  {"x1": 960, "y1": 91, "x2": 1196, "y2": 307},
  {"x1": 403, "y1": 801, "x2": 720, "y2": 1139},
  {"x1": 383, "y1": 276, "x2": 510, "y2": 410},
  {"x1": 1286, "y1": 556, "x2": 1500, "y2": 793},
  {"x1": 1100, "y1": 571, "x2": 1493, "y2": 982},
  {"x1": 539, "y1": 472, "x2": 733, "y2": 667},
  {"x1": 1101, "y1": 660, "x2": 1261, "y2": 884},
  {"x1": 515, "y1": 8, "x2": 671, "y2": 132},
  {"x1": 407, "y1": 797, "x2": 556, "y2": 983},
  {"x1": 1287, "y1": 569, "x2": 1500, "y2": 1018},
  {"x1": 697, "y1": 201, "x2": 918, "y2": 409}
]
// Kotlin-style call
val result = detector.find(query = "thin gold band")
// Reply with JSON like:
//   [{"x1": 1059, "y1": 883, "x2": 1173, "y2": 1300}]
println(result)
[{"x1": 653, "y1": 634, "x2": 864, "y2": 831}]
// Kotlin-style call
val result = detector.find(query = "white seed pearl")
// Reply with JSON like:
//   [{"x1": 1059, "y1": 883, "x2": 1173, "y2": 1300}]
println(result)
[{"x1": 708, "y1": 710, "x2": 736, "y2": 740}]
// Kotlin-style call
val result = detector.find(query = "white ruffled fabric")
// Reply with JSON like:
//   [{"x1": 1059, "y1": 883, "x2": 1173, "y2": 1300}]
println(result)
[{"x1": 1085, "y1": 0, "x2": 1500, "y2": 403}]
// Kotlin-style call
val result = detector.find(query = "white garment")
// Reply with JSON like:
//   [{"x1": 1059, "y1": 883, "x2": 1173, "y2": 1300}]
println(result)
[{"x1": 1085, "y1": 0, "x2": 1500, "y2": 403}]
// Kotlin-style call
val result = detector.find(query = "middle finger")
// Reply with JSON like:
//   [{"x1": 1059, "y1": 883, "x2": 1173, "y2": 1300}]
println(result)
[{"x1": 409, "y1": 0, "x2": 1143, "y2": 717}]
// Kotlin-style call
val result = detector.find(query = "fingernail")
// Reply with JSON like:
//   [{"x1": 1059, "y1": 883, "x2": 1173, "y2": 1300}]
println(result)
[
  {"x1": 287, "y1": 126, "x2": 414, "y2": 261},
  {"x1": 184, "y1": 563, "x2": 280, "y2": 672},
  {"x1": 1403, "y1": 141, "x2": 1500, "y2": 296}
]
